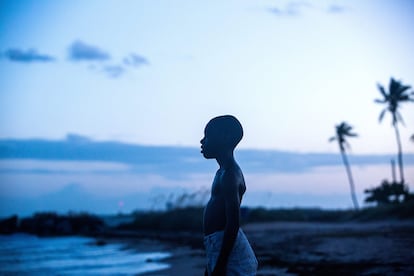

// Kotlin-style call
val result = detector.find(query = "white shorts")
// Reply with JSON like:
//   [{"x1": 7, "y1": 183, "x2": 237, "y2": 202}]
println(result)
[{"x1": 204, "y1": 229, "x2": 258, "y2": 276}]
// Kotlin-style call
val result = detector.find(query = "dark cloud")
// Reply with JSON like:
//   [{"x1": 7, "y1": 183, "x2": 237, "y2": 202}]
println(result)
[
  {"x1": 2, "y1": 48, "x2": 55, "y2": 63},
  {"x1": 123, "y1": 53, "x2": 149, "y2": 67},
  {"x1": 2, "y1": 137, "x2": 413, "y2": 176},
  {"x1": 68, "y1": 40, "x2": 110, "y2": 61}
]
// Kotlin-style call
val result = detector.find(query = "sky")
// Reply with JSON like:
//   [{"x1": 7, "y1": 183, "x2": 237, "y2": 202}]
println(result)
[
  {"x1": 1, "y1": 0, "x2": 414, "y2": 216},
  {"x1": 0, "y1": 0, "x2": 413, "y2": 154}
]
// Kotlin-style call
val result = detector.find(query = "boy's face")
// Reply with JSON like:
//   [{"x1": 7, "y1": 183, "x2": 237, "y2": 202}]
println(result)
[{"x1": 200, "y1": 123, "x2": 223, "y2": 159}]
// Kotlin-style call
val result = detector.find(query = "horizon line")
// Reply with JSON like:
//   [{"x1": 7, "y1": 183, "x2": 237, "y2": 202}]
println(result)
[{"x1": 1, "y1": 135, "x2": 413, "y2": 156}]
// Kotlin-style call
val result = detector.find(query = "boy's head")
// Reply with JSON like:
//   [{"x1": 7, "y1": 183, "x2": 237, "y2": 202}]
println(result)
[{"x1": 200, "y1": 115, "x2": 243, "y2": 159}]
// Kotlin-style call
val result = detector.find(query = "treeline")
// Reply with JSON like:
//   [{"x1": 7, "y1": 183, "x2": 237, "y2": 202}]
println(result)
[
  {"x1": 116, "y1": 202, "x2": 414, "y2": 233},
  {"x1": 0, "y1": 212, "x2": 105, "y2": 236},
  {"x1": 2, "y1": 201, "x2": 413, "y2": 236}
]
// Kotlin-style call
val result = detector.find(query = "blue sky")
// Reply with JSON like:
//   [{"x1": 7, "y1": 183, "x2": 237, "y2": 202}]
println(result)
[
  {"x1": 1, "y1": 1, "x2": 414, "y2": 215},
  {"x1": 1, "y1": 0, "x2": 413, "y2": 154}
]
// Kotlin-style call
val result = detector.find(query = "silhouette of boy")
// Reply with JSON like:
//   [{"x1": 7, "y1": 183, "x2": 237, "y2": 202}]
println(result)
[{"x1": 201, "y1": 115, "x2": 258, "y2": 276}]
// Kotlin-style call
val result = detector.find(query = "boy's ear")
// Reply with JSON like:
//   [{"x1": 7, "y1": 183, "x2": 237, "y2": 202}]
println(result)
[{"x1": 222, "y1": 133, "x2": 233, "y2": 146}]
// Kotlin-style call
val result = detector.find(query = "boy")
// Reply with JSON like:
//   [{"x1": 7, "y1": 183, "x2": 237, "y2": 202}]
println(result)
[{"x1": 200, "y1": 115, "x2": 258, "y2": 276}]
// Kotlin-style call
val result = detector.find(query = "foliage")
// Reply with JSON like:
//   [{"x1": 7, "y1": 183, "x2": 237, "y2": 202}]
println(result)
[
  {"x1": 118, "y1": 204, "x2": 414, "y2": 233},
  {"x1": 19, "y1": 212, "x2": 105, "y2": 236},
  {"x1": 375, "y1": 78, "x2": 414, "y2": 126},
  {"x1": 165, "y1": 188, "x2": 209, "y2": 210},
  {"x1": 150, "y1": 188, "x2": 209, "y2": 211},
  {"x1": 329, "y1": 121, "x2": 358, "y2": 151},
  {"x1": 329, "y1": 121, "x2": 359, "y2": 210},
  {"x1": 241, "y1": 207, "x2": 354, "y2": 223},
  {"x1": 364, "y1": 180, "x2": 411, "y2": 205},
  {"x1": 119, "y1": 207, "x2": 204, "y2": 232},
  {"x1": 355, "y1": 201, "x2": 414, "y2": 220},
  {"x1": 375, "y1": 77, "x2": 414, "y2": 184}
]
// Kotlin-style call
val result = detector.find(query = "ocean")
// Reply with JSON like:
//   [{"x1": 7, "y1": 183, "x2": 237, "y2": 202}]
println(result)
[{"x1": 0, "y1": 234, "x2": 171, "y2": 275}]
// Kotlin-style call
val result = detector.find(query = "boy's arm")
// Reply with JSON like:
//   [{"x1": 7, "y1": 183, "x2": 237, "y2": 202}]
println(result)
[{"x1": 212, "y1": 172, "x2": 240, "y2": 275}]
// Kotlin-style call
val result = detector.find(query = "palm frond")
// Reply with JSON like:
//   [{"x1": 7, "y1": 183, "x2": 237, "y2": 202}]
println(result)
[
  {"x1": 328, "y1": 136, "x2": 337, "y2": 142},
  {"x1": 378, "y1": 109, "x2": 387, "y2": 122},
  {"x1": 331, "y1": 121, "x2": 357, "y2": 151},
  {"x1": 376, "y1": 77, "x2": 413, "y2": 127},
  {"x1": 395, "y1": 111, "x2": 405, "y2": 126},
  {"x1": 377, "y1": 83, "x2": 388, "y2": 99},
  {"x1": 389, "y1": 78, "x2": 399, "y2": 93},
  {"x1": 346, "y1": 132, "x2": 358, "y2": 137},
  {"x1": 344, "y1": 124, "x2": 352, "y2": 131},
  {"x1": 396, "y1": 84, "x2": 412, "y2": 95},
  {"x1": 374, "y1": 99, "x2": 386, "y2": 104},
  {"x1": 344, "y1": 140, "x2": 351, "y2": 150},
  {"x1": 399, "y1": 95, "x2": 411, "y2": 101}
]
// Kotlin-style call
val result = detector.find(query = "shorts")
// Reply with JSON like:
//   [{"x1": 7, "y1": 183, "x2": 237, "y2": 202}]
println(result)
[{"x1": 204, "y1": 229, "x2": 258, "y2": 276}]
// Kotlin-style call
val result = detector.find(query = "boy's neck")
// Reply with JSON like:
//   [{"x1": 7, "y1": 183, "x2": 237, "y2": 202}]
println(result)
[{"x1": 216, "y1": 151, "x2": 236, "y2": 169}]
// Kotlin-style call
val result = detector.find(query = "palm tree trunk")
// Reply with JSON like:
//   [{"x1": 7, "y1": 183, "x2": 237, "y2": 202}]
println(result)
[
  {"x1": 391, "y1": 159, "x2": 396, "y2": 183},
  {"x1": 394, "y1": 124, "x2": 405, "y2": 184},
  {"x1": 341, "y1": 149, "x2": 359, "y2": 210}
]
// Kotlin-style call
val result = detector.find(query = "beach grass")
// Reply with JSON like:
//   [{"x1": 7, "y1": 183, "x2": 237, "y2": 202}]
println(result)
[{"x1": 116, "y1": 201, "x2": 414, "y2": 233}]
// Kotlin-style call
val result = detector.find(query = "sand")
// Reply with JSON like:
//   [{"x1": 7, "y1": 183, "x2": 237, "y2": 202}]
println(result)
[
  {"x1": 106, "y1": 220, "x2": 414, "y2": 275},
  {"x1": 245, "y1": 220, "x2": 414, "y2": 275}
]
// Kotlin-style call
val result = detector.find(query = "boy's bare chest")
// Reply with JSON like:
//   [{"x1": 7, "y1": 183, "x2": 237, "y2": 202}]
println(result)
[{"x1": 211, "y1": 171, "x2": 223, "y2": 196}]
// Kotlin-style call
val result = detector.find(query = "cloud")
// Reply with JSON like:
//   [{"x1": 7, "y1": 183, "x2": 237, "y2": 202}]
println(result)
[
  {"x1": 68, "y1": 40, "x2": 110, "y2": 61},
  {"x1": 2, "y1": 136, "x2": 413, "y2": 177},
  {"x1": 67, "y1": 40, "x2": 149, "y2": 78},
  {"x1": 2, "y1": 48, "x2": 55, "y2": 63},
  {"x1": 327, "y1": 4, "x2": 348, "y2": 14},
  {"x1": 268, "y1": 1, "x2": 313, "y2": 16},
  {"x1": 102, "y1": 65, "x2": 125, "y2": 78},
  {"x1": 123, "y1": 53, "x2": 149, "y2": 67},
  {"x1": 268, "y1": 2, "x2": 348, "y2": 17},
  {"x1": 101, "y1": 53, "x2": 149, "y2": 78},
  {"x1": 1, "y1": 41, "x2": 148, "y2": 79}
]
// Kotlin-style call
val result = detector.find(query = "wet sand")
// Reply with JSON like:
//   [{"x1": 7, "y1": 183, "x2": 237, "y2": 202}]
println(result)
[
  {"x1": 114, "y1": 220, "x2": 414, "y2": 275},
  {"x1": 245, "y1": 220, "x2": 414, "y2": 275}
]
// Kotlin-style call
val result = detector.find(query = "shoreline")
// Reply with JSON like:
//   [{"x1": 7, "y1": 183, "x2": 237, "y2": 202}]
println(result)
[
  {"x1": 100, "y1": 235, "x2": 206, "y2": 275},
  {"x1": 4, "y1": 219, "x2": 412, "y2": 275},
  {"x1": 106, "y1": 220, "x2": 414, "y2": 275}
]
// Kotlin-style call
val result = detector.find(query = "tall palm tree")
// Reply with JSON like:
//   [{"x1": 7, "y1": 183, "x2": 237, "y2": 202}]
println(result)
[
  {"x1": 329, "y1": 121, "x2": 359, "y2": 210},
  {"x1": 375, "y1": 77, "x2": 414, "y2": 184}
]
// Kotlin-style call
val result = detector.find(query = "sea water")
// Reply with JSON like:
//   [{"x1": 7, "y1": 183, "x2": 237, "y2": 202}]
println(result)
[{"x1": 0, "y1": 234, "x2": 170, "y2": 275}]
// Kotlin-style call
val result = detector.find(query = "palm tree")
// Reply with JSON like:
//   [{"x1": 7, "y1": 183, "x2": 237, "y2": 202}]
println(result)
[
  {"x1": 329, "y1": 121, "x2": 359, "y2": 210},
  {"x1": 375, "y1": 77, "x2": 414, "y2": 184}
]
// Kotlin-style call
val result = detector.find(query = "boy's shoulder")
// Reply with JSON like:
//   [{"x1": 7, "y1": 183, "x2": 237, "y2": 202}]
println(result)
[
  {"x1": 221, "y1": 164, "x2": 241, "y2": 177},
  {"x1": 226, "y1": 162, "x2": 242, "y2": 174},
  {"x1": 220, "y1": 165, "x2": 244, "y2": 190}
]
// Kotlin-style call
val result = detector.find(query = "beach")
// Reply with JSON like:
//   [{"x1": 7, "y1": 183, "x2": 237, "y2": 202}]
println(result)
[
  {"x1": 1, "y1": 217, "x2": 413, "y2": 275},
  {"x1": 129, "y1": 220, "x2": 414, "y2": 275}
]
